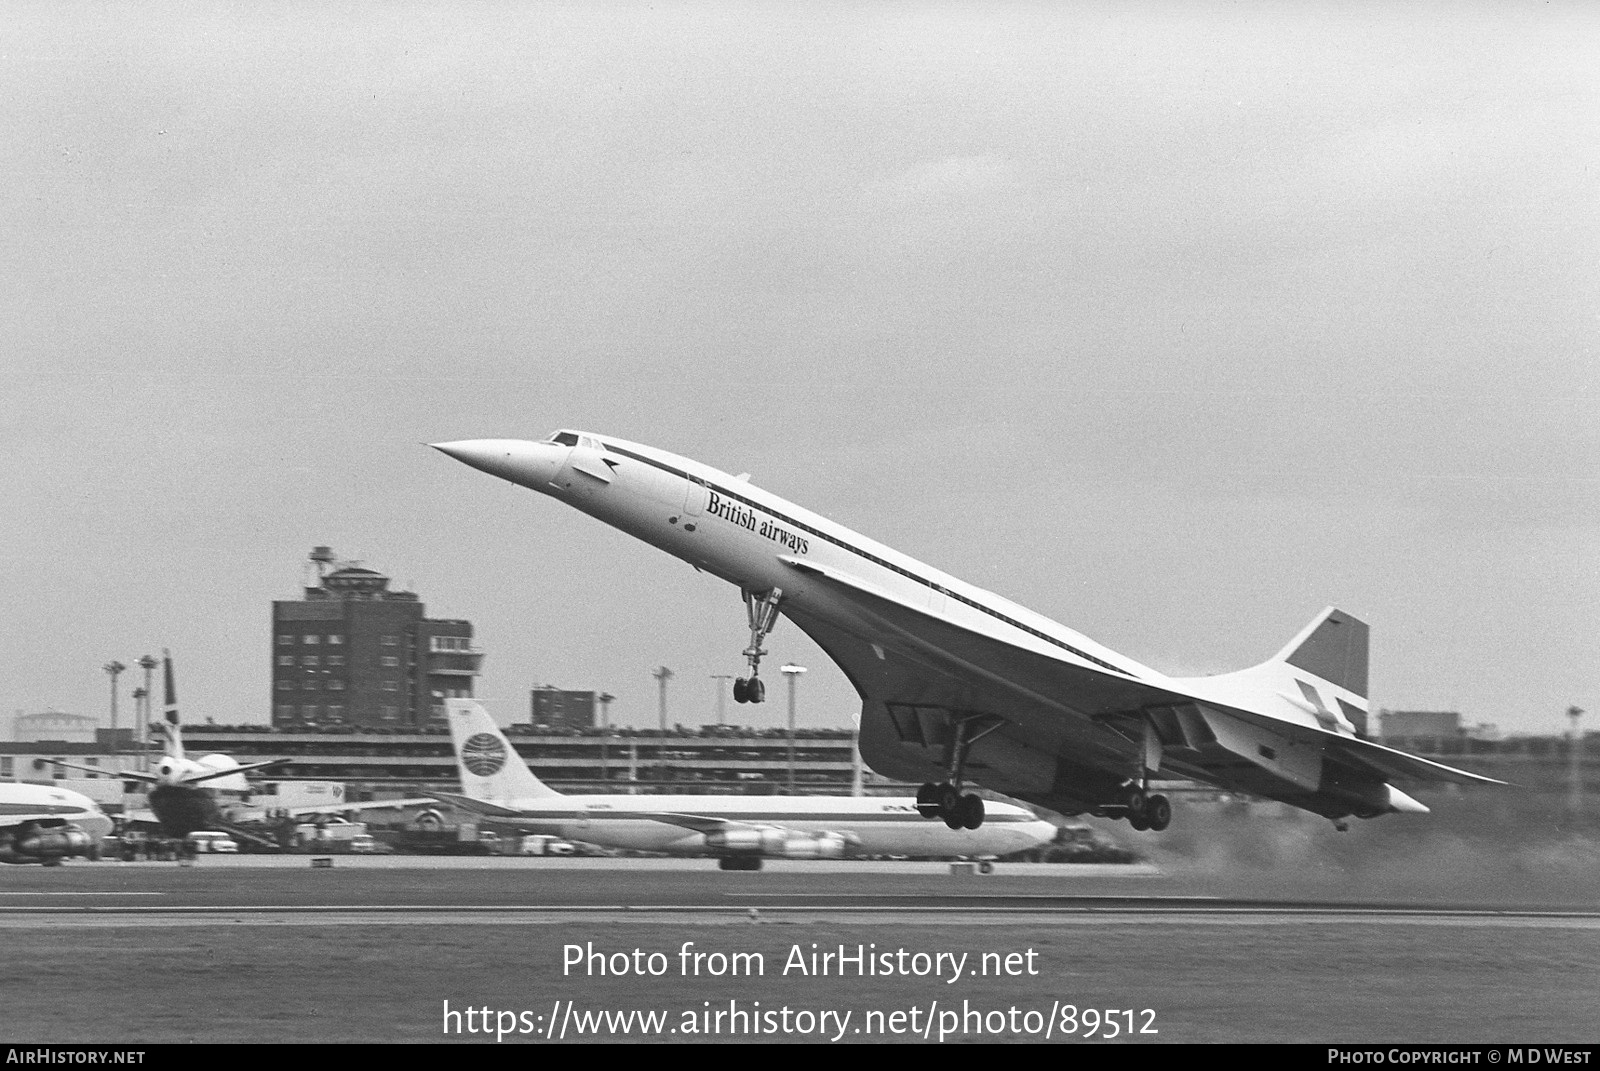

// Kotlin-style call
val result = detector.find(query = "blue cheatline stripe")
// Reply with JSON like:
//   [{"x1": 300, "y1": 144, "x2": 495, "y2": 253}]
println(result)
[
  {"x1": 0, "y1": 803, "x2": 88, "y2": 816},
  {"x1": 601, "y1": 441, "x2": 1134, "y2": 679}
]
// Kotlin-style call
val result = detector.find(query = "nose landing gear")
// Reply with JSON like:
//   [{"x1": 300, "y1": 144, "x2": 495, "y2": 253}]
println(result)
[{"x1": 732, "y1": 588, "x2": 783, "y2": 704}]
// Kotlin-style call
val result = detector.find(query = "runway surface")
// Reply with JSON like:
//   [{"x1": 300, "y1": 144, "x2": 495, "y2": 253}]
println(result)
[
  {"x1": 2, "y1": 856, "x2": 1597, "y2": 926},
  {"x1": 6, "y1": 856, "x2": 1599, "y2": 1043}
]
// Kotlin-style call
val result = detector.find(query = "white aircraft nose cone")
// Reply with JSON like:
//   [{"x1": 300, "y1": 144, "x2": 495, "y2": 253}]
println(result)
[
  {"x1": 429, "y1": 439, "x2": 502, "y2": 470},
  {"x1": 430, "y1": 439, "x2": 562, "y2": 490}
]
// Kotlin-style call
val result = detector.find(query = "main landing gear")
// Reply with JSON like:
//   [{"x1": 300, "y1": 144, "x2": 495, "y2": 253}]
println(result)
[
  {"x1": 1113, "y1": 785, "x2": 1173, "y2": 832},
  {"x1": 917, "y1": 781, "x2": 986, "y2": 830},
  {"x1": 1108, "y1": 716, "x2": 1174, "y2": 832},
  {"x1": 916, "y1": 715, "x2": 1006, "y2": 831},
  {"x1": 732, "y1": 588, "x2": 783, "y2": 704}
]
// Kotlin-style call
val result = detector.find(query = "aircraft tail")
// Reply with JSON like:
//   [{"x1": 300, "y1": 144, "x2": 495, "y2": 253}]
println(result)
[
  {"x1": 1174, "y1": 607, "x2": 1371, "y2": 737},
  {"x1": 443, "y1": 699, "x2": 562, "y2": 802},
  {"x1": 160, "y1": 650, "x2": 186, "y2": 763},
  {"x1": 1269, "y1": 607, "x2": 1369, "y2": 699}
]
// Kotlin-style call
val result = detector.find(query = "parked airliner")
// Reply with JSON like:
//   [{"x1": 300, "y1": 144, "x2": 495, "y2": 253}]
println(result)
[
  {"x1": 54, "y1": 653, "x2": 287, "y2": 839},
  {"x1": 57, "y1": 654, "x2": 433, "y2": 846},
  {"x1": 0, "y1": 782, "x2": 113, "y2": 865},
  {"x1": 432, "y1": 431, "x2": 1502, "y2": 834},
  {"x1": 433, "y1": 700, "x2": 1055, "y2": 870}
]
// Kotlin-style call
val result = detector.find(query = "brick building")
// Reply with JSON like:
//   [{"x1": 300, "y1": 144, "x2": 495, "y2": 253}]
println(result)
[
  {"x1": 271, "y1": 548, "x2": 482, "y2": 729},
  {"x1": 529, "y1": 687, "x2": 597, "y2": 729}
]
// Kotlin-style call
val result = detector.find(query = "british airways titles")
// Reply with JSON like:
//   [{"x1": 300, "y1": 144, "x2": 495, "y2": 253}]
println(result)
[{"x1": 705, "y1": 491, "x2": 810, "y2": 555}]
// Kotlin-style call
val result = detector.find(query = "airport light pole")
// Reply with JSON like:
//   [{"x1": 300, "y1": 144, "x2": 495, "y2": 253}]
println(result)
[
  {"x1": 652, "y1": 666, "x2": 673, "y2": 733},
  {"x1": 780, "y1": 664, "x2": 806, "y2": 794},
  {"x1": 597, "y1": 692, "x2": 614, "y2": 784},
  {"x1": 1569, "y1": 705, "x2": 1586, "y2": 816},
  {"x1": 136, "y1": 654, "x2": 158, "y2": 772},
  {"x1": 103, "y1": 661, "x2": 126, "y2": 752},
  {"x1": 130, "y1": 687, "x2": 147, "y2": 773},
  {"x1": 851, "y1": 726, "x2": 864, "y2": 797}
]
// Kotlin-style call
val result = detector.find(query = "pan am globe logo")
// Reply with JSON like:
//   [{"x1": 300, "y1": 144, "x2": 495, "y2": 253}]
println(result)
[{"x1": 461, "y1": 733, "x2": 508, "y2": 777}]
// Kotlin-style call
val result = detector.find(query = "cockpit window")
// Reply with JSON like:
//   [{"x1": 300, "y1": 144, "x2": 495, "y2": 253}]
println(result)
[{"x1": 549, "y1": 431, "x2": 580, "y2": 447}]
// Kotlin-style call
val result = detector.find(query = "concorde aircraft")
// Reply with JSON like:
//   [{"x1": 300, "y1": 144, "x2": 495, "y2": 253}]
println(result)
[
  {"x1": 431, "y1": 431, "x2": 1502, "y2": 834},
  {"x1": 432, "y1": 699, "x2": 1056, "y2": 870}
]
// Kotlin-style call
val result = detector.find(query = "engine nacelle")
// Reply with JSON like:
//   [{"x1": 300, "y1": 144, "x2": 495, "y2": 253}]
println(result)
[
  {"x1": 703, "y1": 828, "x2": 765, "y2": 854},
  {"x1": 776, "y1": 831, "x2": 856, "y2": 859},
  {"x1": 1318, "y1": 766, "x2": 1432, "y2": 819},
  {"x1": 705, "y1": 828, "x2": 861, "y2": 860},
  {"x1": 0, "y1": 826, "x2": 92, "y2": 865}
]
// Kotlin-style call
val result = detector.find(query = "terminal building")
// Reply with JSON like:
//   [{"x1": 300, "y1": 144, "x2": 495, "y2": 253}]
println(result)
[
  {"x1": 150, "y1": 723, "x2": 872, "y2": 801},
  {"x1": 529, "y1": 687, "x2": 598, "y2": 730},
  {"x1": 271, "y1": 547, "x2": 482, "y2": 731}
]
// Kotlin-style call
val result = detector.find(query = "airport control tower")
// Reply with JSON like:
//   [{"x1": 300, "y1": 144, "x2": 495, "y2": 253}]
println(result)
[{"x1": 271, "y1": 547, "x2": 482, "y2": 729}]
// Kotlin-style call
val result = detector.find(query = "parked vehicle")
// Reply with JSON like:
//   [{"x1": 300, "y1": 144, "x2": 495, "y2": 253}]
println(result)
[{"x1": 184, "y1": 831, "x2": 239, "y2": 854}]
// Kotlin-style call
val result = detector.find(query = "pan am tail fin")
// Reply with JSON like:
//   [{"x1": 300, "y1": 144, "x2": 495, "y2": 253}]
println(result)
[{"x1": 443, "y1": 699, "x2": 562, "y2": 802}]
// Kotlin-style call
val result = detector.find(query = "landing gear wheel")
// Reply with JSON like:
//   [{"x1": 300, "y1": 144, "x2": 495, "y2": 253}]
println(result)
[
  {"x1": 916, "y1": 782, "x2": 941, "y2": 819},
  {"x1": 1145, "y1": 794, "x2": 1172, "y2": 832},
  {"x1": 1128, "y1": 811, "x2": 1151, "y2": 832},
  {"x1": 738, "y1": 588, "x2": 784, "y2": 701},
  {"x1": 977, "y1": 861, "x2": 995, "y2": 875},
  {"x1": 937, "y1": 783, "x2": 962, "y2": 815},
  {"x1": 957, "y1": 793, "x2": 985, "y2": 830}
]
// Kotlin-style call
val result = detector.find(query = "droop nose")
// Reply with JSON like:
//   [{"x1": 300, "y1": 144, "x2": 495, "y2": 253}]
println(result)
[{"x1": 430, "y1": 439, "x2": 564, "y2": 491}]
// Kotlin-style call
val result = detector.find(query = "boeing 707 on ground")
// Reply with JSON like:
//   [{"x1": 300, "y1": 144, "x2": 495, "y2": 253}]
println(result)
[
  {"x1": 432, "y1": 431, "x2": 1502, "y2": 834},
  {"x1": 433, "y1": 699, "x2": 1055, "y2": 869},
  {"x1": 0, "y1": 782, "x2": 112, "y2": 865}
]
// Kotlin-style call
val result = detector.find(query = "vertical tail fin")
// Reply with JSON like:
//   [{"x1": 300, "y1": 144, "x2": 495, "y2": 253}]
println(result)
[
  {"x1": 1171, "y1": 607, "x2": 1371, "y2": 738},
  {"x1": 1273, "y1": 608, "x2": 1369, "y2": 699},
  {"x1": 161, "y1": 650, "x2": 185, "y2": 763},
  {"x1": 444, "y1": 699, "x2": 562, "y2": 802},
  {"x1": 1273, "y1": 608, "x2": 1370, "y2": 736}
]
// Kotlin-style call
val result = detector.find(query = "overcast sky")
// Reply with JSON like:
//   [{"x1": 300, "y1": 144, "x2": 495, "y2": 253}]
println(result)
[{"x1": 4, "y1": 1, "x2": 1596, "y2": 739}]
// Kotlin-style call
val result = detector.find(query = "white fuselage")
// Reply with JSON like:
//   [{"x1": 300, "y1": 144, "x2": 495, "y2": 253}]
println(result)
[
  {"x1": 485, "y1": 793, "x2": 1055, "y2": 857},
  {"x1": 442, "y1": 433, "x2": 1175, "y2": 683},
  {"x1": 0, "y1": 783, "x2": 115, "y2": 851}
]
